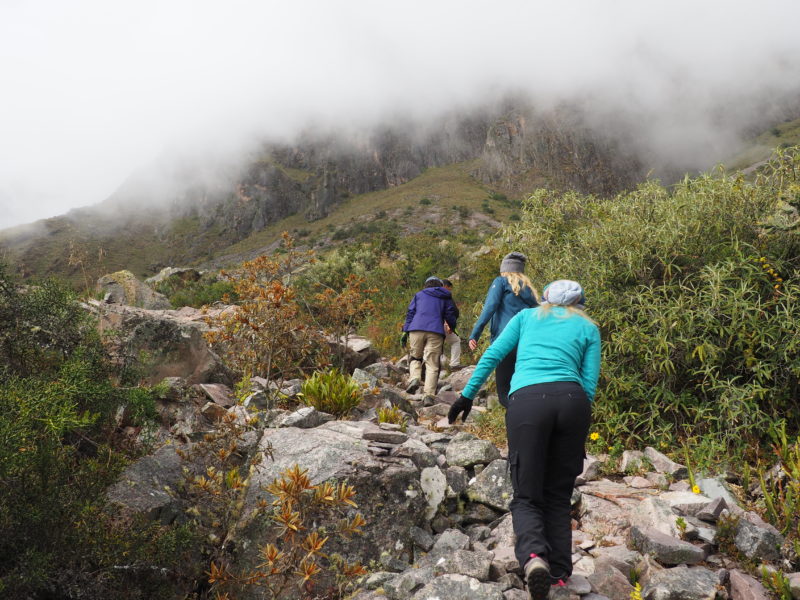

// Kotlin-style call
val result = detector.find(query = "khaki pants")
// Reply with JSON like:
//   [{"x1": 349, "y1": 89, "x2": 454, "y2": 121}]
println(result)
[
  {"x1": 408, "y1": 331, "x2": 444, "y2": 396},
  {"x1": 440, "y1": 330, "x2": 462, "y2": 368}
]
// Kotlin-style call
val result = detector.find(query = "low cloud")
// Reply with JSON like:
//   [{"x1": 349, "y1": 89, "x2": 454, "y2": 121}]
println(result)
[{"x1": 1, "y1": 0, "x2": 799, "y2": 228}]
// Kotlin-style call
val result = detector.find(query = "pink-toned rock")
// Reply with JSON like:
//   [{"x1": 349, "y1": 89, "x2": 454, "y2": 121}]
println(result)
[
  {"x1": 199, "y1": 383, "x2": 234, "y2": 407},
  {"x1": 729, "y1": 569, "x2": 770, "y2": 600}
]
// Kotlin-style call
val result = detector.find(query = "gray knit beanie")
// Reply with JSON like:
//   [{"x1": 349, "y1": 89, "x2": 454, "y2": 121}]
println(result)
[
  {"x1": 542, "y1": 280, "x2": 584, "y2": 306},
  {"x1": 500, "y1": 252, "x2": 526, "y2": 274}
]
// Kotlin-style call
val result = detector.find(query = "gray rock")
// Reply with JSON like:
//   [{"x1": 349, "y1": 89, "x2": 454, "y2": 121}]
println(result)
[
  {"x1": 97, "y1": 270, "x2": 171, "y2": 309},
  {"x1": 646, "y1": 472, "x2": 669, "y2": 489},
  {"x1": 234, "y1": 421, "x2": 427, "y2": 576},
  {"x1": 787, "y1": 572, "x2": 800, "y2": 600},
  {"x1": 624, "y1": 475, "x2": 654, "y2": 488},
  {"x1": 488, "y1": 513, "x2": 515, "y2": 549},
  {"x1": 199, "y1": 383, "x2": 235, "y2": 407},
  {"x1": 503, "y1": 589, "x2": 529, "y2": 600},
  {"x1": 446, "y1": 438, "x2": 501, "y2": 468},
  {"x1": 410, "y1": 574, "x2": 505, "y2": 600},
  {"x1": 467, "y1": 459, "x2": 513, "y2": 511},
  {"x1": 420, "y1": 466, "x2": 448, "y2": 521},
  {"x1": 496, "y1": 572, "x2": 523, "y2": 591},
  {"x1": 91, "y1": 300, "x2": 231, "y2": 385},
  {"x1": 363, "y1": 571, "x2": 395, "y2": 589},
  {"x1": 642, "y1": 565, "x2": 720, "y2": 600},
  {"x1": 629, "y1": 497, "x2": 684, "y2": 537},
  {"x1": 591, "y1": 545, "x2": 643, "y2": 579},
  {"x1": 660, "y1": 490, "x2": 712, "y2": 517},
  {"x1": 729, "y1": 569, "x2": 770, "y2": 600},
  {"x1": 279, "y1": 406, "x2": 334, "y2": 428},
  {"x1": 394, "y1": 437, "x2": 437, "y2": 469},
  {"x1": 364, "y1": 361, "x2": 390, "y2": 379},
  {"x1": 352, "y1": 368, "x2": 380, "y2": 389},
  {"x1": 587, "y1": 565, "x2": 634, "y2": 599},
  {"x1": 447, "y1": 366, "x2": 477, "y2": 392},
  {"x1": 383, "y1": 566, "x2": 434, "y2": 599},
  {"x1": 106, "y1": 445, "x2": 183, "y2": 522},
  {"x1": 698, "y1": 476, "x2": 741, "y2": 509},
  {"x1": 409, "y1": 526, "x2": 435, "y2": 551},
  {"x1": 363, "y1": 429, "x2": 409, "y2": 444},
  {"x1": 567, "y1": 573, "x2": 592, "y2": 595},
  {"x1": 430, "y1": 528, "x2": 471, "y2": 557},
  {"x1": 630, "y1": 526, "x2": 706, "y2": 565},
  {"x1": 697, "y1": 497, "x2": 728, "y2": 523},
  {"x1": 582, "y1": 595, "x2": 611, "y2": 600},
  {"x1": 644, "y1": 447, "x2": 688, "y2": 479},
  {"x1": 619, "y1": 450, "x2": 645, "y2": 473},
  {"x1": 734, "y1": 517, "x2": 784, "y2": 561},
  {"x1": 446, "y1": 465, "x2": 468, "y2": 498},
  {"x1": 576, "y1": 455, "x2": 604, "y2": 485},
  {"x1": 423, "y1": 549, "x2": 493, "y2": 581}
]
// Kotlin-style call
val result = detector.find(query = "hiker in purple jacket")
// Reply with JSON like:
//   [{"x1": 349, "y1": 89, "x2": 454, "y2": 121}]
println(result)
[{"x1": 402, "y1": 276, "x2": 459, "y2": 398}]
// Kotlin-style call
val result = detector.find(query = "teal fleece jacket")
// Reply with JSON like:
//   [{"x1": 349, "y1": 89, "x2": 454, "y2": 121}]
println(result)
[
  {"x1": 462, "y1": 306, "x2": 601, "y2": 402},
  {"x1": 468, "y1": 276, "x2": 538, "y2": 343}
]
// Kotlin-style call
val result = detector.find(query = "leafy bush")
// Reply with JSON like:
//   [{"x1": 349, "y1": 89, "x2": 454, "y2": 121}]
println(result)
[
  {"x1": 498, "y1": 147, "x2": 800, "y2": 467},
  {"x1": 0, "y1": 265, "x2": 192, "y2": 598},
  {"x1": 300, "y1": 369, "x2": 362, "y2": 417}
]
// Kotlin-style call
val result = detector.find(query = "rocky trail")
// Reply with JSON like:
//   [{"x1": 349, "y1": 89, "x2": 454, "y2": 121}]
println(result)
[{"x1": 100, "y1": 300, "x2": 800, "y2": 600}]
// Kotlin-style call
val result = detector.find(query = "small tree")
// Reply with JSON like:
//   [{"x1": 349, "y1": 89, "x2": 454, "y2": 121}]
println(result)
[{"x1": 205, "y1": 234, "x2": 325, "y2": 382}]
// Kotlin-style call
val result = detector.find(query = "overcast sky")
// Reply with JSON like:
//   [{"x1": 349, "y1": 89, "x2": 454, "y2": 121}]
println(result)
[{"x1": 1, "y1": 0, "x2": 799, "y2": 229}]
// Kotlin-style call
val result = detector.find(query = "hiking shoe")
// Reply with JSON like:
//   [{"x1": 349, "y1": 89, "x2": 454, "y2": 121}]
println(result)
[
  {"x1": 524, "y1": 554, "x2": 550, "y2": 600},
  {"x1": 405, "y1": 378, "x2": 420, "y2": 393}
]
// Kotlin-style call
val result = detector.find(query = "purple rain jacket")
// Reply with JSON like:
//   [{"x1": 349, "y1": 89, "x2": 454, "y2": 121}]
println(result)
[{"x1": 402, "y1": 286, "x2": 459, "y2": 336}]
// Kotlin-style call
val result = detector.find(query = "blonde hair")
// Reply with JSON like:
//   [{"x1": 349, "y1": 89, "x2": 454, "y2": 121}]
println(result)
[
  {"x1": 536, "y1": 303, "x2": 597, "y2": 324},
  {"x1": 502, "y1": 272, "x2": 539, "y2": 301}
]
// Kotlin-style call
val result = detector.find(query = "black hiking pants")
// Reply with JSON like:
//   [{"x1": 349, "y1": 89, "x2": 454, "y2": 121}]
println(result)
[
  {"x1": 495, "y1": 348, "x2": 517, "y2": 407},
  {"x1": 506, "y1": 381, "x2": 591, "y2": 581}
]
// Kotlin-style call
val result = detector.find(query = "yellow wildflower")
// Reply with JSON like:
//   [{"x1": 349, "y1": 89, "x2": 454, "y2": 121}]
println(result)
[
  {"x1": 590, "y1": 432, "x2": 600, "y2": 441},
  {"x1": 692, "y1": 485, "x2": 701, "y2": 494}
]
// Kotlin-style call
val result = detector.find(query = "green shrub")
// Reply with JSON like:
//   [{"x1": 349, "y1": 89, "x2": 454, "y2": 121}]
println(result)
[
  {"x1": 0, "y1": 265, "x2": 194, "y2": 598},
  {"x1": 300, "y1": 368, "x2": 362, "y2": 417},
  {"x1": 496, "y1": 147, "x2": 800, "y2": 468},
  {"x1": 419, "y1": 197, "x2": 432, "y2": 205}
]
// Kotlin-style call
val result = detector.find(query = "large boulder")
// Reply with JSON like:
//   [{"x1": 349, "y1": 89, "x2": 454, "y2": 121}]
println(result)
[
  {"x1": 232, "y1": 420, "x2": 429, "y2": 587},
  {"x1": 97, "y1": 270, "x2": 171, "y2": 309},
  {"x1": 88, "y1": 300, "x2": 232, "y2": 385}
]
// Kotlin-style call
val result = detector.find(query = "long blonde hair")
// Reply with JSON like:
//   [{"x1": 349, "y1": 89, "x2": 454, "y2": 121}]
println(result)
[
  {"x1": 537, "y1": 303, "x2": 597, "y2": 324},
  {"x1": 502, "y1": 272, "x2": 539, "y2": 301}
]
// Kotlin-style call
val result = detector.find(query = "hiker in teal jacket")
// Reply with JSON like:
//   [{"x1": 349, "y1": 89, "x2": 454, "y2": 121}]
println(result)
[
  {"x1": 450, "y1": 280, "x2": 600, "y2": 598},
  {"x1": 468, "y1": 251, "x2": 538, "y2": 406}
]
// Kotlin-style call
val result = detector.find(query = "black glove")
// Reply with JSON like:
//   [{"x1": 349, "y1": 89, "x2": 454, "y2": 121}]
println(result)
[
  {"x1": 400, "y1": 332, "x2": 409, "y2": 347},
  {"x1": 448, "y1": 394, "x2": 473, "y2": 424}
]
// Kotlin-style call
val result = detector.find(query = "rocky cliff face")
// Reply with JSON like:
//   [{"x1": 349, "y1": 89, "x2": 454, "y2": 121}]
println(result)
[
  {"x1": 0, "y1": 102, "x2": 651, "y2": 283},
  {"x1": 158, "y1": 104, "x2": 642, "y2": 243},
  {"x1": 478, "y1": 106, "x2": 645, "y2": 196}
]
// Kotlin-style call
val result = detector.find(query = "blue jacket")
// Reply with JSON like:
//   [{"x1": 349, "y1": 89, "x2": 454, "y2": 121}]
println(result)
[
  {"x1": 469, "y1": 276, "x2": 538, "y2": 342},
  {"x1": 403, "y1": 287, "x2": 458, "y2": 336},
  {"x1": 463, "y1": 306, "x2": 601, "y2": 401}
]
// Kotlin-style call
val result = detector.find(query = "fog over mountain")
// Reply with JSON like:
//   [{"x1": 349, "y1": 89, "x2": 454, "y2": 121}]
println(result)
[{"x1": 1, "y1": 0, "x2": 799, "y2": 229}]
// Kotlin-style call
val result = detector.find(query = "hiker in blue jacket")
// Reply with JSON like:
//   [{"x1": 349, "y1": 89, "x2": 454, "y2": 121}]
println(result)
[
  {"x1": 468, "y1": 252, "x2": 538, "y2": 407},
  {"x1": 449, "y1": 280, "x2": 600, "y2": 599},
  {"x1": 402, "y1": 276, "x2": 459, "y2": 398}
]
